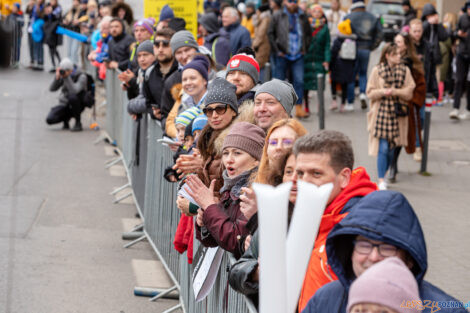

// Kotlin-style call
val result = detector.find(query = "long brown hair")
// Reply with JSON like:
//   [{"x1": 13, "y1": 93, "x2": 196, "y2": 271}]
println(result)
[
  {"x1": 255, "y1": 119, "x2": 307, "y2": 184},
  {"x1": 196, "y1": 106, "x2": 237, "y2": 160},
  {"x1": 379, "y1": 43, "x2": 400, "y2": 65},
  {"x1": 395, "y1": 32, "x2": 424, "y2": 76}
]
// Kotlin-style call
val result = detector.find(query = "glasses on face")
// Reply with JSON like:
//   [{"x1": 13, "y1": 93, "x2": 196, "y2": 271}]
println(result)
[
  {"x1": 203, "y1": 104, "x2": 228, "y2": 117},
  {"x1": 154, "y1": 39, "x2": 170, "y2": 48},
  {"x1": 268, "y1": 138, "x2": 295, "y2": 147},
  {"x1": 353, "y1": 240, "x2": 398, "y2": 257}
]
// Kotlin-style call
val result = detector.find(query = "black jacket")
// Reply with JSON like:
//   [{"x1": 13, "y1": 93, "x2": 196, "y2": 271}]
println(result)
[
  {"x1": 160, "y1": 69, "x2": 182, "y2": 120},
  {"x1": 422, "y1": 21, "x2": 448, "y2": 65},
  {"x1": 268, "y1": 8, "x2": 311, "y2": 56},
  {"x1": 457, "y1": 13, "x2": 470, "y2": 57},
  {"x1": 108, "y1": 31, "x2": 135, "y2": 71},
  {"x1": 144, "y1": 60, "x2": 179, "y2": 114}
]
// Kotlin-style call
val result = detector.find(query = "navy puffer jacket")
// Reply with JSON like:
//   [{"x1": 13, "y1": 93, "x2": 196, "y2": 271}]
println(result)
[{"x1": 302, "y1": 191, "x2": 467, "y2": 313}]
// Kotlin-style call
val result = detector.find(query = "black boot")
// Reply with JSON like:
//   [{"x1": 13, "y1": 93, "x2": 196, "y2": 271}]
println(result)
[
  {"x1": 388, "y1": 147, "x2": 401, "y2": 183},
  {"x1": 62, "y1": 120, "x2": 70, "y2": 130},
  {"x1": 71, "y1": 121, "x2": 82, "y2": 132}
]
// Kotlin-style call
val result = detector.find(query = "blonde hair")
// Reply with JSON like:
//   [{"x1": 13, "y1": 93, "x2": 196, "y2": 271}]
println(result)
[
  {"x1": 255, "y1": 119, "x2": 307, "y2": 184},
  {"x1": 443, "y1": 12, "x2": 457, "y2": 30},
  {"x1": 409, "y1": 18, "x2": 422, "y2": 27}
]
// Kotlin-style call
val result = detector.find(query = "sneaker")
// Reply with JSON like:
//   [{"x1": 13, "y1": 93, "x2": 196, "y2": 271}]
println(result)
[
  {"x1": 458, "y1": 110, "x2": 470, "y2": 120},
  {"x1": 378, "y1": 181, "x2": 387, "y2": 190},
  {"x1": 49, "y1": 67, "x2": 56, "y2": 73},
  {"x1": 449, "y1": 109, "x2": 459, "y2": 119},
  {"x1": 330, "y1": 99, "x2": 338, "y2": 111},
  {"x1": 360, "y1": 93, "x2": 368, "y2": 109},
  {"x1": 413, "y1": 147, "x2": 422, "y2": 162},
  {"x1": 344, "y1": 104, "x2": 355, "y2": 112}
]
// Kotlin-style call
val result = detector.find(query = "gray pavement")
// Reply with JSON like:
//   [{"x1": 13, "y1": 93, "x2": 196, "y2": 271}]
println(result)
[{"x1": 0, "y1": 68, "x2": 178, "y2": 313}]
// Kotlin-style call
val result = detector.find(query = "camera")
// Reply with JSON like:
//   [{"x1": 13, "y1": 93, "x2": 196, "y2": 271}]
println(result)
[{"x1": 59, "y1": 69, "x2": 66, "y2": 76}]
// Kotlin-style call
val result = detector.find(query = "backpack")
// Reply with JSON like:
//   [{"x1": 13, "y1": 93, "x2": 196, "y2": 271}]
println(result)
[
  {"x1": 339, "y1": 38, "x2": 356, "y2": 61},
  {"x1": 73, "y1": 72, "x2": 95, "y2": 108}
]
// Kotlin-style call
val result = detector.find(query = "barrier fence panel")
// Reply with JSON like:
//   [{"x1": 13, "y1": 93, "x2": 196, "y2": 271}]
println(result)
[{"x1": 103, "y1": 71, "x2": 258, "y2": 313}]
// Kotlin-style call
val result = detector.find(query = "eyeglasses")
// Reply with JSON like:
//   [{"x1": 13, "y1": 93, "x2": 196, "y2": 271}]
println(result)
[
  {"x1": 154, "y1": 39, "x2": 170, "y2": 48},
  {"x1": 268, "y1": 138, "x2": 295, "y2": 147},
  {"x1": 203, "y1": 104, "x2": 228, "y2": 117},
  {"x1": 353, "y1": 240, "x2": 398, "y2": 257}
]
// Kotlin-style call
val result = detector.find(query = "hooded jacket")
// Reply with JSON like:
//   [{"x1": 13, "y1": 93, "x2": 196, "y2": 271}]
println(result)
[
  {"x1": 108, "y1": 19, "x2": 134, "y2": 71},
  {"x1": 302, "y1": 191, "x2": 467, "y2": 313}
]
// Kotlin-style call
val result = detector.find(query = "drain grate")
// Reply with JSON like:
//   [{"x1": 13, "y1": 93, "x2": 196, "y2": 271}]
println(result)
[{"x1": 429, "y1": 140, "x2": 470, "y2": 151}]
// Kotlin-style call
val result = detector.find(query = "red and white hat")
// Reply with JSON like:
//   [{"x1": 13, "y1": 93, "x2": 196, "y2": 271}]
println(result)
[{"x1": 225, "y1": 54, "x2": 260, "y2": 84}]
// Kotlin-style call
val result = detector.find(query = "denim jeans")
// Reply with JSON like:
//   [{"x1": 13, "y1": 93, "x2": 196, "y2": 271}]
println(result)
[
  {"x1": 32, "y1": 40, "x2": 44, "y2": 65},
  {"x1": 67, "y1": 37, "x2": 80, "y2": 65},
  {"x1": 273, "y1": 55, "x2": 304, "y2": 104},
  {"x1": 28, "y1": 33, "x2": 34, "y2": 64},
  {"x1": 377, "y1": 138, "x2": 394, "y2": 179},
  {"x1": 347, "y1": 49, "x2": 370, "y2": 104},
  {"x1": 415, "y1": 106, "x2": 425, "y2": 147}
]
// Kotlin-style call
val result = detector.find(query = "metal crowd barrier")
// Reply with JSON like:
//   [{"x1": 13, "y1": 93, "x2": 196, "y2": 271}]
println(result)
[{"x1": 99, "y1": 69, "x2": 258, "y2": 313}]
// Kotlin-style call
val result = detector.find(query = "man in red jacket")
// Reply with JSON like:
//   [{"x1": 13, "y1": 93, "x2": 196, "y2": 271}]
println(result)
[{"x1": 293, "y1": 131, "x2": 377, "y2": 311}]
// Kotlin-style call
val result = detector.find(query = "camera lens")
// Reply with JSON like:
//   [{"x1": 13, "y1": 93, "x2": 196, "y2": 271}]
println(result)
[{"x1": 59, "y1": 69, "x2": 65, "y2": 75}]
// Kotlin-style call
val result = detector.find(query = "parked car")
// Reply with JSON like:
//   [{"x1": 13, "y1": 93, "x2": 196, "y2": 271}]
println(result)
[{"x1": 367, "y1": 0, "x2": 405, "y2": 42}]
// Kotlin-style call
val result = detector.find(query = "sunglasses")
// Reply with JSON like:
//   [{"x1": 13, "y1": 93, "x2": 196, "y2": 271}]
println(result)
[
  {"x1": 203, "y1": 104, "x2": 228, "y2": 117},
  {"x1": 154, "y1": 39, "x2": 170, "y2": 48}
]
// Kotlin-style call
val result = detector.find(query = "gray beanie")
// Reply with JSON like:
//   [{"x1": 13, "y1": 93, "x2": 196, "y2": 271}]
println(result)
[
  {"x1": 204, "y1": 77, "x2": 238, "y2": 114},
  {"x1": 225, "y1": 54, "x2": 260, "y2": 84},
  {"x1": 136, "y1": 40, "x2": 154, "y2": 55},
  {"x1": 59, "y1": 58, "x2": 74, "y2": 71},
  {"x1": 255, "y1": 79, "x2": 298, "y2": 114},
  {"x1": 170, "y1": 30, "x2": 198, "y2": 54}
]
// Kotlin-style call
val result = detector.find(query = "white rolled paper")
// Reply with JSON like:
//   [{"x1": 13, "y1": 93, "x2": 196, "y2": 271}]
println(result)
[
  {"x1": 252, "y1": 182, "x2": 292, "y2": 313},
  {"x1": 286, "y1": 181, "x2": 333, "y2": 313}
]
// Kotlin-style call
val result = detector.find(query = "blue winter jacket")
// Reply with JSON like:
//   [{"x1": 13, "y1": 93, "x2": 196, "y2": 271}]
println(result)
[
  {"x1": 224, "y1": 22, "x2": 252, "y2": 56},
  {"x1": 302, "y1": 191, "x2": 468, "y2": 313},
  {"x1": 345, "y1": 10, "x2": 383, "y2": 51}
]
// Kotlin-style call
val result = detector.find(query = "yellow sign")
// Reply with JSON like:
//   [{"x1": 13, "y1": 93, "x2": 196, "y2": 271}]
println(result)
[{"x1": 144, "y1": 0, "x2": 199, "y2": 38}]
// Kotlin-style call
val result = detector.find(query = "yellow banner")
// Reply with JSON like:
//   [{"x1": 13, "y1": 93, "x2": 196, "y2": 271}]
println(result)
[{"x1": 144, "y1": 0, "x2": 199, "y2": 38}]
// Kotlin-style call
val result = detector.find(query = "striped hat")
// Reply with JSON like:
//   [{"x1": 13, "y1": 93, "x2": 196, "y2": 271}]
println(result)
[{"x1": 175, "y1": 107, "x2": 202, "y2": 127}]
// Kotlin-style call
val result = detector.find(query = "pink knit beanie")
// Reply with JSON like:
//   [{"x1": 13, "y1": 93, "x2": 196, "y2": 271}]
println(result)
[
  {"x1": 347, "y1": 257, "x2": 420, "y2": 313},
  {"x1": 222, "y1": 122, "x2": 265, "y2": 160}
]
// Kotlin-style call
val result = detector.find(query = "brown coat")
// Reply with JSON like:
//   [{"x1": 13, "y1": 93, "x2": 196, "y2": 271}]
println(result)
[
  {"x1": 366, "y1": 65, "x2": 415, "y2": 156},
  {"x1": 252, "y1": 12, "x2": 271, "y2": 68},
  {"x1": 405, "y1": 69, "x2": 426, "y2": 154}
]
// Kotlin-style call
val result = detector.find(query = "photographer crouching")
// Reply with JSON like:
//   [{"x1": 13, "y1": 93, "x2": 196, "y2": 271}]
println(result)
[{"x1": 47, "y1": 58, "x2": 89, "y2": 131}]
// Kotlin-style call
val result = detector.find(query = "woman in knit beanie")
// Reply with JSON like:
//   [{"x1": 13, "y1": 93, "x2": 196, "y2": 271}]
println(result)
[
  {"x1": 174, "y1": 78, "x2": 239, "y2": 217},
  {"x1": 186, "y1": 121, "x2": 266, "y2": 258},
  {"x1": 182, "y1": 54, "x2": 210, "y2": 108}
]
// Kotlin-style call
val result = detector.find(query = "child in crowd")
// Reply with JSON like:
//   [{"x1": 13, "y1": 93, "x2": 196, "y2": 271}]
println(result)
[{"x1": 347, "y1": 257, "x2": 421, "y2": 313}]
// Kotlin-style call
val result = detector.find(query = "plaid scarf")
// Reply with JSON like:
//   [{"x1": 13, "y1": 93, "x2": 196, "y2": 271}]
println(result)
[{"x1": 374, "y1": 63, "x2": 407, "y2": 145}]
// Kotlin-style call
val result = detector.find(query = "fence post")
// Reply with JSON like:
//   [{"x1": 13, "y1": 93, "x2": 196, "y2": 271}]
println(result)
[
  {"x1": 420, "y1": 94, "x2": 433, "y2": 175},
  {"x1": 317, "y1": 73, "x2": 325, "y2": 130}
]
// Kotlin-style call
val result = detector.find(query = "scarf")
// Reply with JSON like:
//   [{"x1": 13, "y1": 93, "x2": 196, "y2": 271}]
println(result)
[
  {"x1": 220, "y1": 167, "x2": 257, "y2": 198},
  {"x1": 374, "y1": 62, "x2": 407, "y2": 145},
  {"x1": 310, "y1": 17, "x2": 324, "y2": 30}
]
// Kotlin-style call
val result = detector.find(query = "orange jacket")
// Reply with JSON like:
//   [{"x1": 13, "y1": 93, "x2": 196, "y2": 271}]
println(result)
[{"x1": 298, "y1": 167, "x2": 377, "y2": 311}]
